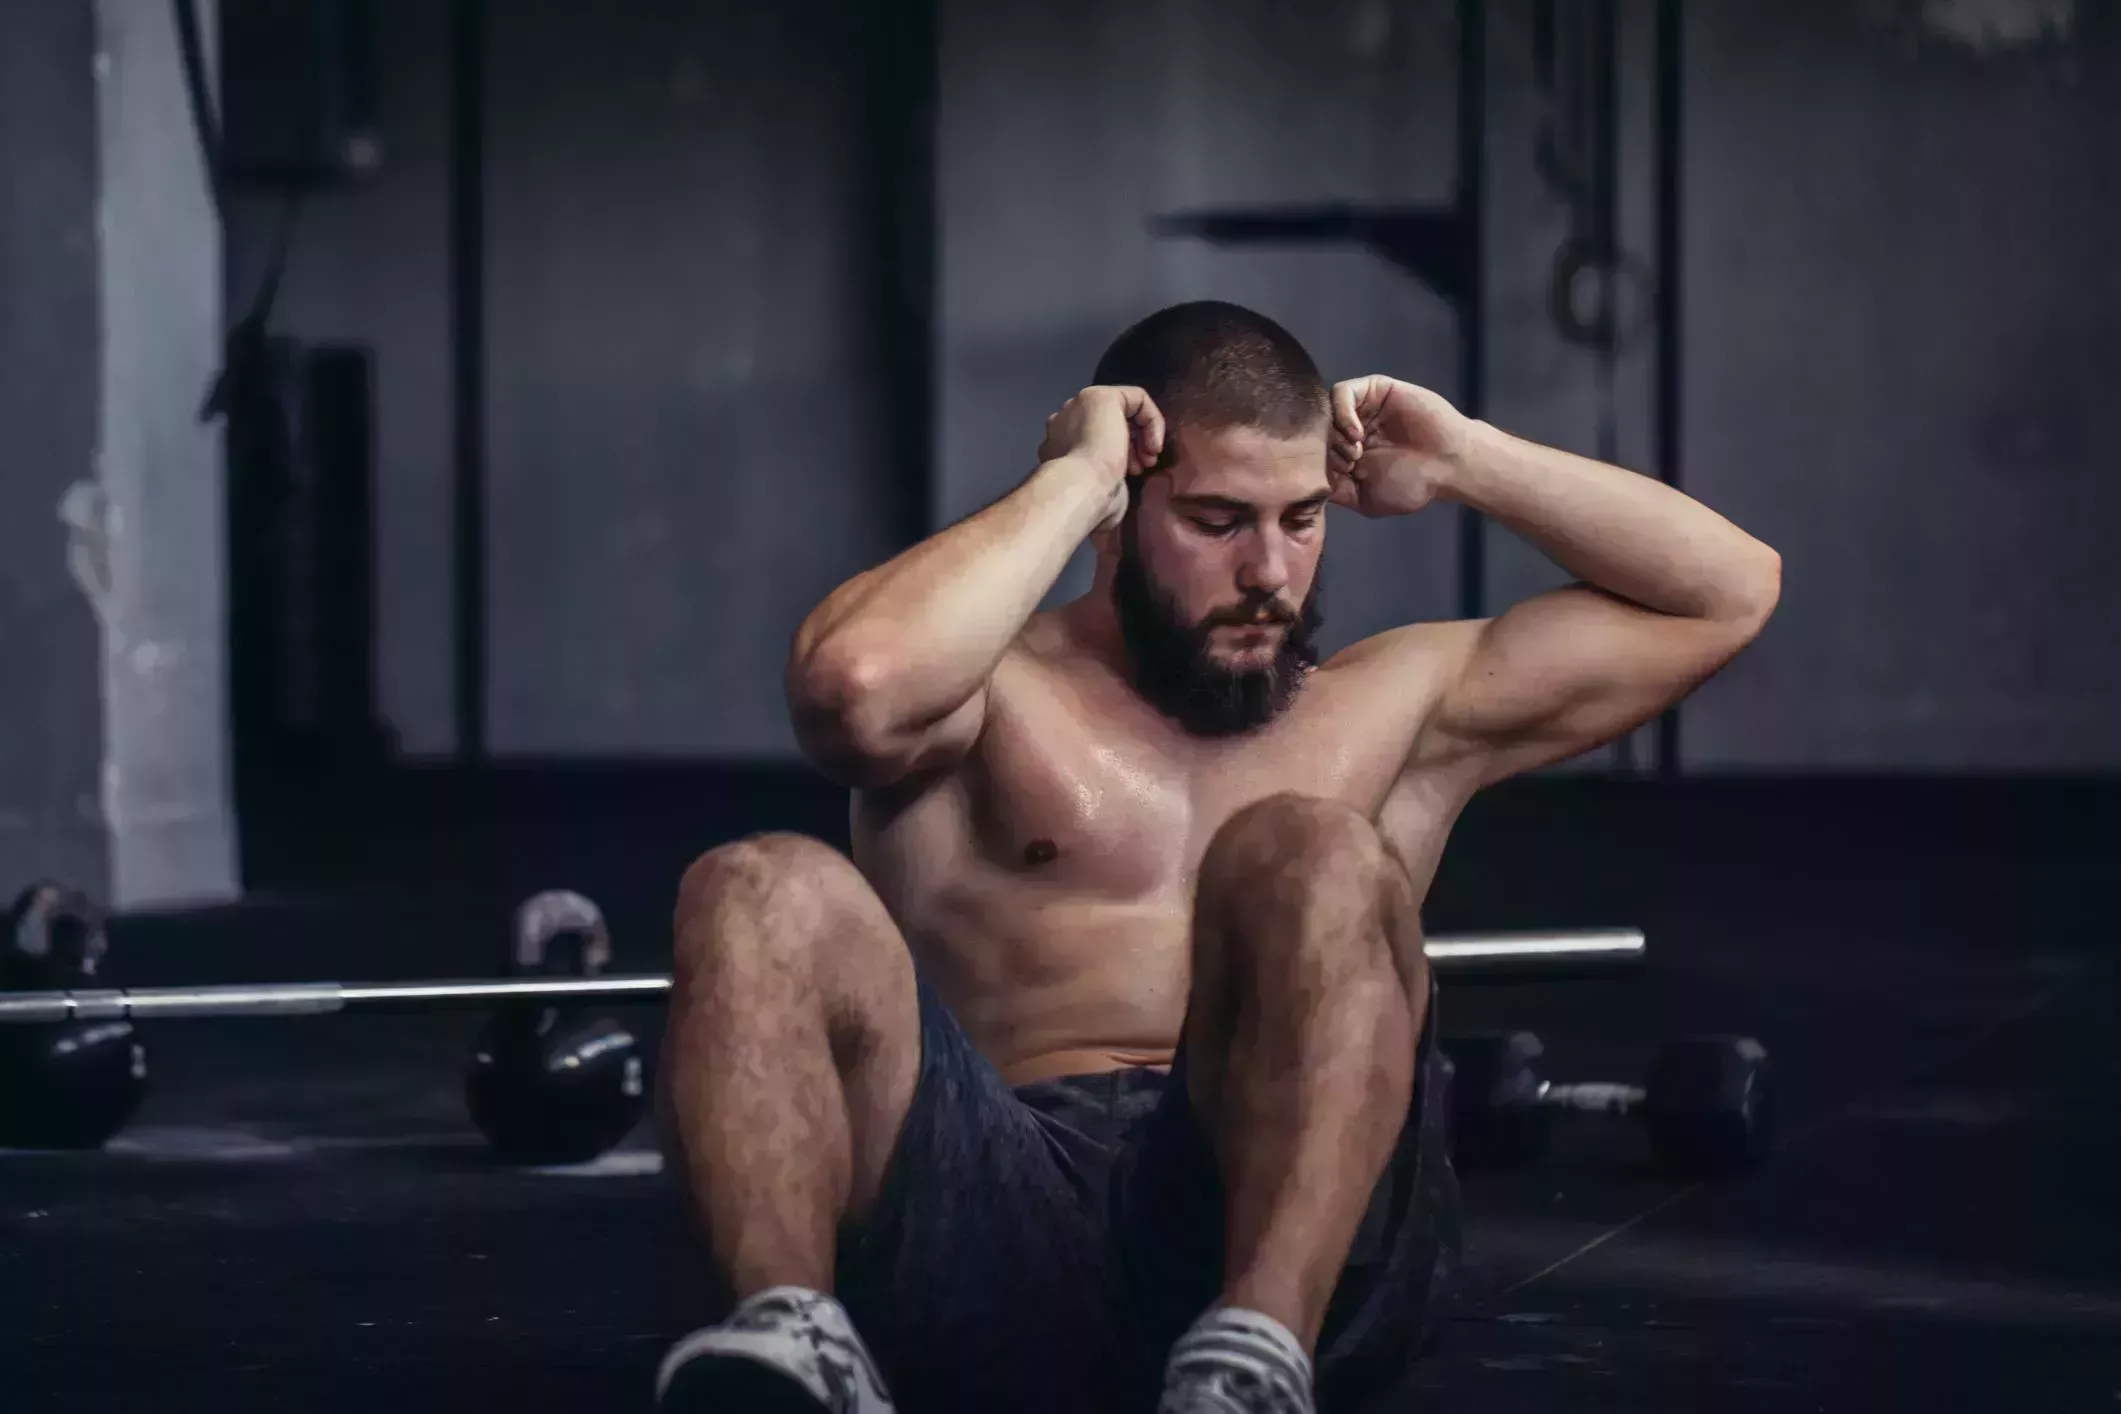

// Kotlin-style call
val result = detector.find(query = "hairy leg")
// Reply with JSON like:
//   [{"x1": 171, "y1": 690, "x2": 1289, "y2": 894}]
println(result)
[
  {"x1": 660, "y1": 832, "x2": 921, "y2": 1299},
  {"x1": 1182, "y1": 793, "x2": 1429, "y2": 1351}
]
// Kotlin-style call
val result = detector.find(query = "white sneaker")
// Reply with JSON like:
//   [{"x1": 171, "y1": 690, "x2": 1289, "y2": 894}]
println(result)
[
  {"x1": 655, "y1": 1287, "x2": 896, "y2": 1413},
  {"x1": 1158, "y1": 1308, "x2": 1317, "y2": 1414}
]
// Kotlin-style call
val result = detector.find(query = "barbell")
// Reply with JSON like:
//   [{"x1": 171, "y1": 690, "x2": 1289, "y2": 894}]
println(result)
[
  {"x1": 0, "y1": 927, "x2": 1645, "y2": 1026},
  {"x1": 0, "y1": 881, "x2": 1645, "y2": 1161}
]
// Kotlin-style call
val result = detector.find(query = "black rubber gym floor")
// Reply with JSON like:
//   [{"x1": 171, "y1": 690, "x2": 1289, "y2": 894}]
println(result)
[{"x1": 3, "y1": 772, "x2": 2116, "y2": 1411}]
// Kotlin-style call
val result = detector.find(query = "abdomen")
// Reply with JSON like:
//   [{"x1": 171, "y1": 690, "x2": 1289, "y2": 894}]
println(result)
[{"x1": 899, "y1": 881, "x2": 1193, "y2": 1081}]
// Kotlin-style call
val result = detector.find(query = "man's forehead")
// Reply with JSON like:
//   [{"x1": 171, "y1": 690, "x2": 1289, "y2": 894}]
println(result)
[{"x1": 1165, "y1": 423, "x2": 1330, "y2": 501}]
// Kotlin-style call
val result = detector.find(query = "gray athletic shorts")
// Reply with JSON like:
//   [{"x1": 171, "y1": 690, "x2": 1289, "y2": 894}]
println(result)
[{"x1": 832, "y1": 974, "x2": 1461, "y2": 1413}]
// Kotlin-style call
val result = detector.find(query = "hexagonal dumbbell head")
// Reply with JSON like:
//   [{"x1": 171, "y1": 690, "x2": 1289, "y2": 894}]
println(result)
[{"x1": 1644, "y1": 1035, "x2": 1776, "y2": 1178}]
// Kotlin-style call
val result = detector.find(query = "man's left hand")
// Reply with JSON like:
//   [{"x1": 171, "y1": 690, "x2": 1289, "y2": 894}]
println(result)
[{"x1": 1328, "y1": 376, "x2": 1474, "y2": 518}]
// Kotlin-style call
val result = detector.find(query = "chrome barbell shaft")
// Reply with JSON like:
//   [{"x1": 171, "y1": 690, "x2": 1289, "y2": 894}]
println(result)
[
  {"x1": 0, "y1": 928, "x2": 1644, "y2": 1023},
  {"x1": 0, "y1": 975, "x2": 678, "y2": 1024},
  {"x1": 338, "y1": 976, "x2": 676, "y2": 1009},
  {"x1": 1424, "y1": 928, "x2": 1646, "y2": 974}
]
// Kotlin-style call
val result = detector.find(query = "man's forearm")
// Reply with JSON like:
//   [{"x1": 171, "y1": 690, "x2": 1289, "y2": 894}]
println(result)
[
  {"x1": 1442, "y1": 421, "x2": 1779, "y2": 621},
  {"x1": 789, "y1": 455, "x2": 1113, "y2": 742}
]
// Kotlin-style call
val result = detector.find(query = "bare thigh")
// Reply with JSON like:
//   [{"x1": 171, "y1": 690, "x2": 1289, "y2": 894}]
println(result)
[
  {"x1": 661, "y1": 835, "x2": 1136, "y2": 1410},
  {"x1": 660, "y1": 831, "x2": 922, "y2": 1224}
]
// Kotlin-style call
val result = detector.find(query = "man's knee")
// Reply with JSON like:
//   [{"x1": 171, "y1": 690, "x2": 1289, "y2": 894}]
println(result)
[
  {"x1": 1199, "y1": 794, "x2": 1398, "y2": 917},
  {"x1": 673, "y1": 832, "x2": 864, "y2": 979},
  {"x1": 1197, "y1": 794, "x2": 1425, "y2": 995}
]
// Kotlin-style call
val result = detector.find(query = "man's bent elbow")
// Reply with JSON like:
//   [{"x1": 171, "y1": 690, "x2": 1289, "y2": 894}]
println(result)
[
  {"x1": 790, "y1": 638, "x2": 889, "y2": 723},
  {"x1": 1735, "y1": 543, "x2": 1782, "y2": 628},
  {"x1": 1702, "y1": 538, "x2": 1780, "y2": 633},
  {"x1": 786, "y1": 647, "x2": 902, "y2": 783}
]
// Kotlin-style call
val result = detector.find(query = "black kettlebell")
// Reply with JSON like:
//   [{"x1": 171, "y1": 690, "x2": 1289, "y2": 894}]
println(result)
[
  {"x1": 0, "y1": 883, "x2": 148, "y2": 1149},
  {"x1": 466, "y1": 890, "x2": 648, "y2": 1165}
]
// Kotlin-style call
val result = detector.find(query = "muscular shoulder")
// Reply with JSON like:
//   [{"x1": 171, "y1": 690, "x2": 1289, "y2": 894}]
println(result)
[
  {"x1": 1309, "y1": 621, "x2": 1492, "y2": 795},
  {"x1": 1317, "y1": 621, "x2": 1476, "y2": 716},
  {"x1": 854, "y1": 614, "x2": 1077, "y2": 817},
  {"x1": 992, "y1": 608, "x2": 1128, "y2": 712},
  {"x1": 1321, "y1": 625, "x2": 1492, "y2": 874}
]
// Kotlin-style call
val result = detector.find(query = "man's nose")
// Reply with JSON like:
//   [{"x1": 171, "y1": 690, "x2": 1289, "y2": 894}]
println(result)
[{"x1": 1237, "y1": 534, "x2": 1292, "y2": 598}]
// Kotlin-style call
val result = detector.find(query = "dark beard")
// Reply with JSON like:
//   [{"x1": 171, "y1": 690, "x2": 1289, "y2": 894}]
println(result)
[{"x1": 1113, "y1": 519, "x2": 1324, "y2": 737}]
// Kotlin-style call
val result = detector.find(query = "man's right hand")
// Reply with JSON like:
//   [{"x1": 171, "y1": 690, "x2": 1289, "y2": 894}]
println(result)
[{"x1": 1037, "y1": 386, "x2": 1166, "y2": 531}]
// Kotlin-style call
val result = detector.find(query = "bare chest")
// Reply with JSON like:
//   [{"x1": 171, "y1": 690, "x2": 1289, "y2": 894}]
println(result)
[{"x1": 957, "y1": 680, "x2": 1418, "y2": 897}]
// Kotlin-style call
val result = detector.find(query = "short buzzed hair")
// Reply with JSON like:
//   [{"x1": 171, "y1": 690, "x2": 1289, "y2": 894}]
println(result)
[{"x1": 1092, "y1": 301, "x2": 1329, "y2": 442}]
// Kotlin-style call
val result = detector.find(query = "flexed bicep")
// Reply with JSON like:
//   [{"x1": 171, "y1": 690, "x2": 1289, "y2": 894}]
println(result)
[{"x1": 1414, "y1": 583, "x2": 1768, "y2": 785}]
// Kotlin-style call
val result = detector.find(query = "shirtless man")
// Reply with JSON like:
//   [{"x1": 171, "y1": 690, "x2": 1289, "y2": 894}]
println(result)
[{"x1": 653, "y1": 302, "x2": 1779, "y2": 1414}]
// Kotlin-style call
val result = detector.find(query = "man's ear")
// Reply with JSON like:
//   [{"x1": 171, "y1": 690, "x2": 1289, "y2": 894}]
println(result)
[
  {"x1": 1090, "y1": 475, "x2": 1147, "y2": 558},
  {"x1": 1090, "y1": 501, "x2": 1127, "y2": 557}
]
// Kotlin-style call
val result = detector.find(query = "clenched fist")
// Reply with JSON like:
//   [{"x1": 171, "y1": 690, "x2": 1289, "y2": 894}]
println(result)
[
  {"x1": 1039, "y1": 386, "x2": 1166, "y2": 530},
  {"x1": 1327, "y1": 376, "x2": 1473, "y2": 518}
]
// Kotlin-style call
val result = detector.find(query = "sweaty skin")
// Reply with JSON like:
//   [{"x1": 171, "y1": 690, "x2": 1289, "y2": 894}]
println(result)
[
  {"x1": 853, "y1": 604, "x2": 1453, "y2": 1085},
  {"x1": 794, "y1": 380, "x2": 1779, "y2": 1087}
]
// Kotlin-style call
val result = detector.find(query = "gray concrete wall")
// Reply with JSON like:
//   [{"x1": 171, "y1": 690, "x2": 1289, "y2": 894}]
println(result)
[
  {"x1": 93, "y1": 0, "x2": 239, "y2": 905},
  {"x1": 226, "y1": 0, "x2": 901, "y2": 759},
  {"x1": 1678, "y1": 0, "x2": 2121, "y2": 769},
  {"x1": 223, "y1": 0, "x2": 454, "y2": 755},
  {"x1": 0, "y1": 2, "x2": 235, "y2": 906},
  {"x1": 483, "y1": 0, "x2": 899, "y2": 756},
  {"x1": 0, "y1": 1, "x2": 111, "y2": 894}
]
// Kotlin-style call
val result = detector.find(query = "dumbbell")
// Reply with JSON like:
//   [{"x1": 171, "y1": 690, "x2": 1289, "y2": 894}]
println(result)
[
  {"x1": 464, "y1": 890, "x2": 651, "y2": 1165},
  {"x1": 1441, "y1": 1030, "x2": 1775, "y2": 1178},
  {"x1": 0, "y1": 883, "x2": 148, "y2": 1149}
]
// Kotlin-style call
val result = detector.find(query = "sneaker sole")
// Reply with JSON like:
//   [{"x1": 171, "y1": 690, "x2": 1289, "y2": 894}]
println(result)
[{"x1": 661, "y1": 1352, "x2": 831, "y2": 1413}]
